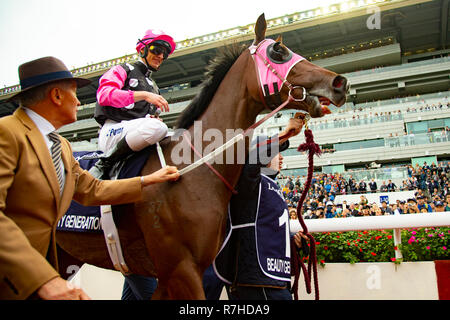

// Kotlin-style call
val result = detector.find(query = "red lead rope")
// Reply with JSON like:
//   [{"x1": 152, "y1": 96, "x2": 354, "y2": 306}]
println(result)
[{"x1": 291, "y1": 128, "x2": 321, "y2": 300}]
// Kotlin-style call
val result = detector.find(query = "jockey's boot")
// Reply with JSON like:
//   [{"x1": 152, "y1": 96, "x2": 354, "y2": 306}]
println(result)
[{"x1": 89, "y1": 137, "x2": 134, "y2": 179}]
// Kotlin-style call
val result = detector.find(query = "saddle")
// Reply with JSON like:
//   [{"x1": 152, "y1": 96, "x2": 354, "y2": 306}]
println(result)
[
  {"x1": 58, "y1": 146, "x2": 154, "y2": 274},
  {"x1": 58, "y1": 148, "x2": 153, "y2": 231}
]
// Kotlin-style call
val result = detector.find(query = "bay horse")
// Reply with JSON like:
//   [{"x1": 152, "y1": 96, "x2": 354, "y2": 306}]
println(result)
[{"x1": 56, "y1": 14, "x2": 348, "y2": 299}]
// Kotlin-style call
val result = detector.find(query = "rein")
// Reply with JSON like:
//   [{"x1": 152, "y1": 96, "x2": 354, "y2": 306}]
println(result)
[{"x1": 290, "y1": 124, "x2": 321, "y2": 300}]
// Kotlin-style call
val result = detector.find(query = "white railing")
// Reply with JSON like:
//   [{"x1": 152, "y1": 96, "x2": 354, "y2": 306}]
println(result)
[{"x1": 290, "y1": 212, "x2": 450, "y2": 260}]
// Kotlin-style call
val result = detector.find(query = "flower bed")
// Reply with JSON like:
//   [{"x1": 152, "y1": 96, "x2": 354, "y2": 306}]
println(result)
[{"x1": 311, "y1": 227, "x2": 449, "y2": 265}]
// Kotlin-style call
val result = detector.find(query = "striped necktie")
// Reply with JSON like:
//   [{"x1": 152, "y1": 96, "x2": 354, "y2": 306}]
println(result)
[{"x1": 48, "y1": 132, "x2": 64, "y2": 193}]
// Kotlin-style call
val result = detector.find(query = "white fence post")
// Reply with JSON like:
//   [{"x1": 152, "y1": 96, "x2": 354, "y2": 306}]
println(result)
[{"x1": 393, "y1": 228, "x2": 403, "y2": 260}]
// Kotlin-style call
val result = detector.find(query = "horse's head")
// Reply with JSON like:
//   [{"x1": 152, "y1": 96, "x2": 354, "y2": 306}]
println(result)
[{"x1": 250, "y1": 14, "x2": 349, "y2": 118}]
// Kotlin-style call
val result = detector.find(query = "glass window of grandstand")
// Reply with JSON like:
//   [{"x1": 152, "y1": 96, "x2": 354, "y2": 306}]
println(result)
[
  {"x1": 404, "y1": 118, "x2": 450, "y2": 145},
  {"x1": 282, "y1": 148, "x2": 301, "y2": 156},
  {"x1": 280, "y1": 168, "x2": 307, "y2": 178},
  {"x1": 322, "y1": 164, "x2": 345, "y2": 174},
  {"x1": 407, "y1": 118, "x2": 450, "y2": 134},
  {"x1": 334, "y1": 139, "x2": 384, "y2": 152}
]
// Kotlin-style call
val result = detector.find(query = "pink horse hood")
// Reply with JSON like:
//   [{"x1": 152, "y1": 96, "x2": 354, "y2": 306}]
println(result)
[{"x1": 249, "y1": 39, "x2": 305, "y2": 96}]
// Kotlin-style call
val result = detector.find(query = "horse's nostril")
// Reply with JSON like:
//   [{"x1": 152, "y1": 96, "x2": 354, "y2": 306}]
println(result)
[{"x1": 332, "y1": 76, "x2": 347, "y2": 93}]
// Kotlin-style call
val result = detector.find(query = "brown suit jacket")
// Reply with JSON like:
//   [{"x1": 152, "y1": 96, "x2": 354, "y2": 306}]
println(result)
[{"x1": 0, "y1": 108, "x2": 143, "y2": 299}]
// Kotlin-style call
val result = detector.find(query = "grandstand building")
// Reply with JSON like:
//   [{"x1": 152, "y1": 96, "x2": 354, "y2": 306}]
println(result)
[{"x1": 1, "y1": 0, "x2": 449, "y2": 188}]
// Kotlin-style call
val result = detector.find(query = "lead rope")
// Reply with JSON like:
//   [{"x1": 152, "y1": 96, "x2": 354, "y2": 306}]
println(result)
[{"x1": 291, "y1": 121, "x2": 321, "y2": 300}]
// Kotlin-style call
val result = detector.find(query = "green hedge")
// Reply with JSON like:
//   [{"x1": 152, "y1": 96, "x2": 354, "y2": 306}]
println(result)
[{"x1": 309, "y1": 227, "x2": 449, "y2": 265}]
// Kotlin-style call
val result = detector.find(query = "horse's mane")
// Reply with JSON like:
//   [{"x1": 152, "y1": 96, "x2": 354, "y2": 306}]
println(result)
[{"x1": 175, "y1": 44, "x2": 247, "y2": 129}]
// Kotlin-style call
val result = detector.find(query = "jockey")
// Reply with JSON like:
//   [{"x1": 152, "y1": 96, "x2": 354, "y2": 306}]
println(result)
[{"x1": 90, "y1": 29, "x2": 176, "y2": 179}]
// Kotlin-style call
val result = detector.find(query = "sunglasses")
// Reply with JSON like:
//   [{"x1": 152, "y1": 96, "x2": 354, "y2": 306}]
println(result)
[{"x1": 148, "y1": 45, "x2": 169, "y2": 60}]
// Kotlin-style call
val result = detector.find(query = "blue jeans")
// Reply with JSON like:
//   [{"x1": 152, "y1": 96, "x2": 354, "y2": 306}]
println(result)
[
  {"x1": 121, "y1": 274, "x2": 157, "y2": 300},
  {"x1": 202, "y1": 265, "x2": 225, "y2": 300}
]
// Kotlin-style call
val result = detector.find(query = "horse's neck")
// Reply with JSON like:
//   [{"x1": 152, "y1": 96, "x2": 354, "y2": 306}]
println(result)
[
  {"x1": 197, "y1": 54, "x2": 262, "y2": 135},
  {"x1": 183, "y1": 53, "x2": 263, "y2": 198}
]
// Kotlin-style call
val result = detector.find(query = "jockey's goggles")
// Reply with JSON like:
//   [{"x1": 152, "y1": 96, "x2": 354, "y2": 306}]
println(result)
[{"x1": 148, "y1": 43, "x2": 170, "y2": 60}]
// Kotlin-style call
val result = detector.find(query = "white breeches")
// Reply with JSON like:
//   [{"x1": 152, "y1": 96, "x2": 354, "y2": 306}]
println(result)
[{"x1": 98, "y1": 117, "x2": 168, "y2": 152}]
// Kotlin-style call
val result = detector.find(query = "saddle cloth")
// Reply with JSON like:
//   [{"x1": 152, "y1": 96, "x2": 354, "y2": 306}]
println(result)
[{"x1": 56, "y1": 147, "x2": 153, "y2": 233}]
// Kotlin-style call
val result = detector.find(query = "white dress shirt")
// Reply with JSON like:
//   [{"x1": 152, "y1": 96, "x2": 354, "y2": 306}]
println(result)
[{"x1": 23, "y1": 107, "x2": 66, "y2": 190}]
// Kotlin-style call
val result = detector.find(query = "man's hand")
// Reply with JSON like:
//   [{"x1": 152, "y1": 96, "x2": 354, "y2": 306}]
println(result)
[
  {"x1": 286, "y1": 113, "x2": 306, "y2": 136},
  {"x1": 134, "y1": 91, "x2": 169, "y2": 112},
  {"x1": 142, "y1": 166, "x2": 180, "y2": 186},
  {"x1": 37, "y1": 277, "x2": 91, "y2": 300},
  {"x1": 293, "y1": 231, "x2": 309, "y2": 248},
  {"x1": 279, "y1": 112, "x2": 305, "y2": 144}
]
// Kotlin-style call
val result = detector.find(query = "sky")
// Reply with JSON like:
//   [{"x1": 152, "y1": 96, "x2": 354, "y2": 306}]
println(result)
[{"x1": 0, "y1": 0, "x2": 337, "y2": 87}]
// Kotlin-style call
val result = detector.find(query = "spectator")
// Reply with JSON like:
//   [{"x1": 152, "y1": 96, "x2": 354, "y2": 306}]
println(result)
[
  {"x1": 434, "y1": 201, "x2": 445, "y2": 212},
  {"x1": 393, "y1": 201, "x2": 405, "y2": 215},
  {"x1": 359, "y1": 180, "x2": 367, "y2": 193},
  {"x1": 387, "y1": 179, "x2": 397, "y2": 192},
  {"x1": 417, "y1": 195, "x2": 432, "y2": 212},
  {"x1": 325, "y1": 201, "x2": 336, "y2": 219},
  {"x1": 316, "y1": 206, "x2": 325, "y2": 219},
  {"x1": 360, "y1": 205, "x2": 371, "y2": 216},
  {"x1": 368, "y1": 178, "x2": 377, "y2": 193},
  {"x1": 359, "y1": 195, "x2": 368, "y2": 206},
  {"x1": 373, "y1": 206, "x2": 384, "y2": 216},
  {"x1": 405, "y1": 198, "x2": 420, "y2": 214},
  {"x1": 303, "y1": 209, "x2": 314, "y2": 219},
  {"x1": 348, "y1": 203, "x2": 359, "y2": 217},
  {"x1": 380, "y1": 201, "x2": 393, "y2": 215},
  {"x1": 444, "y1": 199, "x2": 450, "y2": 212},
  {"x1": 289, "y1": 208, "x2": 298, "y2": 219}
]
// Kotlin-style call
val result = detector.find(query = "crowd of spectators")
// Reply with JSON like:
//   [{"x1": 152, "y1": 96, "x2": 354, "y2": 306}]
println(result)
[
  {"x1": 307, "y1": 99, "x2": 449, "y2": 131},
  {"x1": 281, "y1": 161, "x2": 450, "y2": 219}
]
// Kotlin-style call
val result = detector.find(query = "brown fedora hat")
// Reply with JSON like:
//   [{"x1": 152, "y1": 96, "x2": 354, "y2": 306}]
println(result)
[{"x1": 8, "y1": 56, "x2": 91, "y2": 101}]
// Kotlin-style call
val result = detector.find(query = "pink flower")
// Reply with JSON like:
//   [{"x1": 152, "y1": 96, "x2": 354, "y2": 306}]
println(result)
[
  {"x1": 428, "y1": 234, "x2": 434, "y2": 237},
  {"x1": 443, "y1": 246, "x2": 447, "y2": 251},
  {"x1": 426, "y1": 246, "x2": 430, "y2": 250},
  {"x1": 411, "y1": 231, "x2": 417, "y2": 235}
]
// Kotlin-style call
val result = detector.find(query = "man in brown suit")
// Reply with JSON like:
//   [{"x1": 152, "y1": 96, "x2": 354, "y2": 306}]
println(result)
[{"x1": 0, "y1": 57, "x2": 180, "y2": 300}]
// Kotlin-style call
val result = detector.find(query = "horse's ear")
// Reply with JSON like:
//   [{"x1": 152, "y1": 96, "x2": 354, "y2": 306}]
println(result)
[
  {"x1": 275, "y1": 35, "x2": 283, "y2": 43},
  {"x1": 253, "y1": 13, "x2": 266, "y2": 45}
]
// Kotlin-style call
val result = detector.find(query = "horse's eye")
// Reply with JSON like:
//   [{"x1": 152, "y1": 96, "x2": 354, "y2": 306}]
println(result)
[{"x1": 267, "y1": 42, "x2": 292, "y2": 64}]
